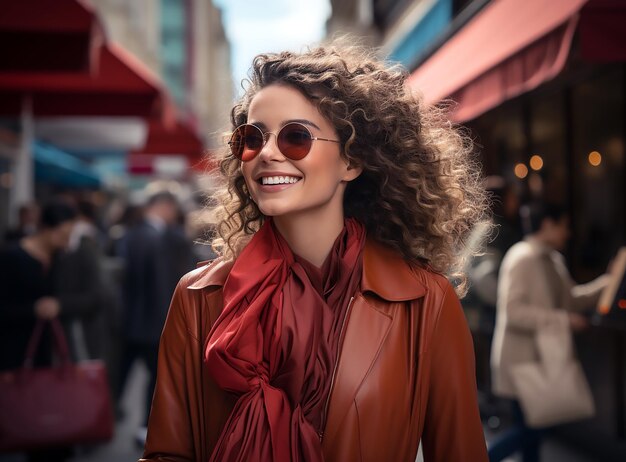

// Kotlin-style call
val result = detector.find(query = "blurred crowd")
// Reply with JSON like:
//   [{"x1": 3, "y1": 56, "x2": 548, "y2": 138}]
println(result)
[
  {"x1": 0, "y1": 176, "x2": 617, "y2": 462},
  {"x1": 0, "y1": 187, "x2": 215, "y2": 462}
]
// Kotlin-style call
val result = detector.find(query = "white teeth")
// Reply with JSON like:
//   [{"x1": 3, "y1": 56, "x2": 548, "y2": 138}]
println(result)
[{"x1": 261, "y1": 176, "x2": 300, "y2": 185}]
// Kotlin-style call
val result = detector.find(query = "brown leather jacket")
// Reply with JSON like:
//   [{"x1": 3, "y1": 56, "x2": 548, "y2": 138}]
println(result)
[{"x1": 141, "y1": 239, "x2": 488, "y2": 461}]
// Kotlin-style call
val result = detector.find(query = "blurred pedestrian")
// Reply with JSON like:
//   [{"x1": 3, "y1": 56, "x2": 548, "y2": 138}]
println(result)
[
  {"x1": 465, "y1": 176, "x2": 522, "y2": 406},
  {"x1": 489, "y1": 202, "x2": 610, "y2": 461},
  {"x1": 0, "y1": 198, "x2": 77, "y2": 462},
  {"x1": 163, "y1": 204, "x2": 197, "y2": 290},
  {"x1": 106, "y1": 202, "x2": 143, "y2": 258},
  {"x1": 142, "y1": 42, "x2": 489, "y2": 462},
  {"x1": 57, "y1": 199, "x2": 110, "y2": 362},
  {"x1": 116, "y1": 191, "x2": 194, "y2": 446}
]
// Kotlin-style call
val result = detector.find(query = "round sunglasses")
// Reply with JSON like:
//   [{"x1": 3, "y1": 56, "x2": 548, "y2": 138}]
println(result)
[{"x1": 228, "y1": 122, "x2": 340, "y2": 161}]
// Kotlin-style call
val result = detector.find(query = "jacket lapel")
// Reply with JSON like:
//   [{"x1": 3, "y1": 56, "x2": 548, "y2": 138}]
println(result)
[
  {"x1": 322, "y1": 294, "x2": 393, "y2": 448},
  {"x1": 322, "y1": 239, "x2": 428, "y2": 448}
]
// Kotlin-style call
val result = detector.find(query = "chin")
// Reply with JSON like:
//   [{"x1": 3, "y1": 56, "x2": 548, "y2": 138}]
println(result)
[
  {"x1": 256, "y1": 203, "x2": 288, "y2": 218},
  {"x1": 260, "y1": 208, "x2": 298, "y2": 219}
]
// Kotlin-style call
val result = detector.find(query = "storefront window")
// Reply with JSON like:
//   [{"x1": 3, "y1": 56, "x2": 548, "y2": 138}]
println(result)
[
  {"x1": 467, "y1": 99, "x2": 526, "y2": 197},
  {"x1": 529, "y1": 90, "x2": 567, "y2": 204},
  {"x1": 571, "y1": 66, "x2": 624, "y2": 279}
]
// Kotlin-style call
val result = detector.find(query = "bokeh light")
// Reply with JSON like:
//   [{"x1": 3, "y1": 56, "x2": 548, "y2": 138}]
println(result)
[
  {"x1": 514, "y1": 163, "x2": 528, "y2": 179},
  {"x1": 588, "y1": 151, "x2": 602, "y2": 167},
  {"x1": 529, "y1": 155, "x2": 544, "y2": 171}
]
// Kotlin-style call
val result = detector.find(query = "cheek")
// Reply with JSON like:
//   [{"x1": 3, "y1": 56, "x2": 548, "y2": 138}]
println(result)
[
  {"x1": 241, "y1": 165, "x2": 255, "y2": 189},
  {"x1": 306, "y1": 156, "x2": 347, "y2": 183}
]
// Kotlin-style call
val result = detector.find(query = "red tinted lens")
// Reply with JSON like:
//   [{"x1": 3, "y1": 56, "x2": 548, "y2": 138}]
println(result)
[
  {"x1": 277, "y1": 123, "x2": 312, "y2": 160},
  {"x1": 230, "y1": 125, "x2": 264, "y2": 161}
]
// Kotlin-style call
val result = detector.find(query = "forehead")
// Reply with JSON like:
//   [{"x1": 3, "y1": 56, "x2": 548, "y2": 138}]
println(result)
[{"x1": 247, "y1": 84, "x2": 323, "y2": 123}]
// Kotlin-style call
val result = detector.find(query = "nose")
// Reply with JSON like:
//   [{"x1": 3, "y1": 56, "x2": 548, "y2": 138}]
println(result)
[{"x1": 257, "y1": 132, "x2": 284, "y2": 162}]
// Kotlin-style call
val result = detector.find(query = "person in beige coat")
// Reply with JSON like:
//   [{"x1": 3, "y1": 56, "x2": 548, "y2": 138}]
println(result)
[{"x1": 489, "y1": 202, "x2": 609, "y2": 462}]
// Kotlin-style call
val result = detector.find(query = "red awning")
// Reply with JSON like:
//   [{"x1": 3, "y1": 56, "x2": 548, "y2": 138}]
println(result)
[
  {"x1": 407, "y1": 0, "x2": 589, "y2": 122},
  {"x1": 0, "y1": 43, "x2": 164, "y2": 117},
  {"x1": 132, "y1": 119, "x2": 203, "y2": 157},
  {"x1": 129, "y1": 118, "x2": 210, "y2": 173},
  {"x1": 0, "y1": 0, "x2": 104, "y2": 72}
]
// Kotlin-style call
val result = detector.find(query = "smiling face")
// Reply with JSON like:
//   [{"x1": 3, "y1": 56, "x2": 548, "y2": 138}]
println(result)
[{"x1": 241, "y1": 84, "x2": 361, "y2": 224}]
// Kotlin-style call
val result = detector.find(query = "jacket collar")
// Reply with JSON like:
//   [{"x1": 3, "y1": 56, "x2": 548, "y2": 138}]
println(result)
[
  {"x1": 186, "y1": 257, "x2": 233, "y2": 290},
  {"x1": 360, "y1": 239, "x2": 427, "y2": 301},
  {"x1": 187, "y1": 238, "x2": 427, "y2": 301}
]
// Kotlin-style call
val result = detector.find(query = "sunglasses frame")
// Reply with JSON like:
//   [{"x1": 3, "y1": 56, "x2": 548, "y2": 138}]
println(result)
[{"x1": 228, "y1": 122, "x2": 340, "y2": 161}]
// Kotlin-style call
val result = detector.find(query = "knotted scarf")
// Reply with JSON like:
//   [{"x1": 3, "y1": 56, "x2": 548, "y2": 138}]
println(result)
[{"x1": 205, "y1": 218, "x2": 365, "y2": 461}]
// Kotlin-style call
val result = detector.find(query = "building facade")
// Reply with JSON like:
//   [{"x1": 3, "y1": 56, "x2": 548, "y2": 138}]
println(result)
[{"x1": 0, "y1": 0, "x2": 234, "y2": 235}]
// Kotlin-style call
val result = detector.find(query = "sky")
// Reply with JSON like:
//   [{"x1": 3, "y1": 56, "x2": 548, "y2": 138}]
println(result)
[{"x1": 213, "y1": 0, "x2": 332, "y2": 91}]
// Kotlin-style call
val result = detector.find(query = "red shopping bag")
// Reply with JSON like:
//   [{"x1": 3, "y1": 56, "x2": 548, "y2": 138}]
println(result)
[{"x1": 0, "y1": 319, "x2": 114, "y2": 452}]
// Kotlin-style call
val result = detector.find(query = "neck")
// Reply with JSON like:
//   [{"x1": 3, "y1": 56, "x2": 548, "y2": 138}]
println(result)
[{"x1": 273, "y1": 205, "x2": 345, "y2": 268}]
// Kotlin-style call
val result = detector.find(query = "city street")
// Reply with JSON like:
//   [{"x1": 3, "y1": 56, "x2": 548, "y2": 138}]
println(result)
[
  {"x1": 75, "y1": 365, "x2": 599, "y2": 462},
  {"x1": 0, "y1": 360, "x2": 603, "y2": 462},
  {"x1": 73, "y1": 363, "x2": 146, "y2": 462}
]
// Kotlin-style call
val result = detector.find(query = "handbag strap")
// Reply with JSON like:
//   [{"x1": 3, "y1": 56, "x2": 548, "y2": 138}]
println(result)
[{"x1": 23, "y1": 319, "x2": 71, "y2": 368}]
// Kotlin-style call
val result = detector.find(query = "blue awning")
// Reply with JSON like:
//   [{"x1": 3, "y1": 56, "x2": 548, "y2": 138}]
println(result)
[
  {"x1": 389, "y1": 0, "x2": 452, "y2": 68},
  {"x1": 33, "y1": 141, "x2": 101, "y2": 188}
]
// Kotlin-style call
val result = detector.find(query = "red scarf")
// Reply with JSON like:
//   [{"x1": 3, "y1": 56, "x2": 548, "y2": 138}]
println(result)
[{"x1": 205, "y1": 218, "x2": 365, "y2": 461}]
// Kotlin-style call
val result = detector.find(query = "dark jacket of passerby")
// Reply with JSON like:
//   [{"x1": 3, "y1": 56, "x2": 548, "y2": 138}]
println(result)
[
  {"x1": 0, "y1": 242, "x2": 104, "y2": 369},
  {"x1": 121, "y1": 218, "x2": 194, "y2": 345},
  {"x1": 1, "y1": 201, "x2": 78, "y2": 371},
  {"x1": 163, "y1": 225, "x2": 197, "y2": 296},
  {"x1": 0, "y1": 242, "x2": 59, "y2": 370},
  {"x1": 55, "y1": 233, "x2": 108, "y2": 359}
]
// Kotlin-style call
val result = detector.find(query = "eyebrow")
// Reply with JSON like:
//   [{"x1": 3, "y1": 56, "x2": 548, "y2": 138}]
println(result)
[{"x1": 248, "y1": 119, "x2": 322, "y2": 131}]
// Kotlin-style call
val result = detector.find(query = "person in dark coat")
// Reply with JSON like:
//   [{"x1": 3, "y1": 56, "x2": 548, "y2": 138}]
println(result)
[
  {"x1": 56, "y1": 199, "x2": 110, "y2": 362},
  {"x1": 116, "y1": 191, "x2": 195, "y2": 444}
]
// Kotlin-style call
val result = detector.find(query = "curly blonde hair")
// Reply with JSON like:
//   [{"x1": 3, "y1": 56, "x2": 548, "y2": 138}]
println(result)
[{"x1": 211, "y1": 42, "x2": 489, "y2": 295}]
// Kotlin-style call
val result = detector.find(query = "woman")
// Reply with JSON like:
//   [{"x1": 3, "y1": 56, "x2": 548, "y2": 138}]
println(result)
[
  {"x1": 0, "y1": 199, "x2": 78, "y2": 370},
  {"x1": 142, "y1": 43, "x2": 489, "y2": 461},
  {"x1": 0, "y1": 198, "x2": 78, "y2": 462}
]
